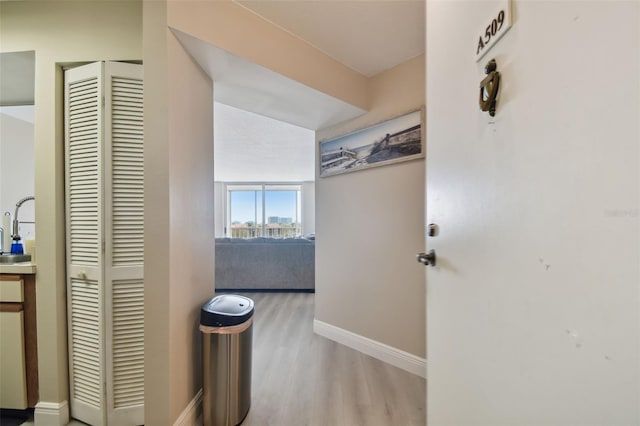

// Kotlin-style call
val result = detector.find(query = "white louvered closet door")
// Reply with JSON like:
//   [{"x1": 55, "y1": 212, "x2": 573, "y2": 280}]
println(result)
[
  {"x1": 65, "y1": 61, "x2": 144, "y2": 426},
  {"x1": 65, "y1": 62, "x2": 106, "y2": 426},
  {"x1": 103, "y1": 61, "x2": 144, "y2": 426}
]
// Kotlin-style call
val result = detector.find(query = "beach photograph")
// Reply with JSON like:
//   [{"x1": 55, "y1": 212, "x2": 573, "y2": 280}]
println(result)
[{"x1": 319, "y1": 109, "x2": 423, "y2": 177}]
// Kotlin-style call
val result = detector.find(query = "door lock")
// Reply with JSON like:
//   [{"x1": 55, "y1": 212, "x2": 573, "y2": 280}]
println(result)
[{"x1": 416, "y1": 250, "x2": 436, "y2": 267}]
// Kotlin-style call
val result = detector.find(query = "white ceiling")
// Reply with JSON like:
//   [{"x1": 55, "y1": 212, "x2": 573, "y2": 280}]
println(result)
[
  {"x1": 236, "y1": 0, "x2": 425, "y2": 77},
  {"x1": 214, "y1": 102, "x2": 315, "y2": 182}
]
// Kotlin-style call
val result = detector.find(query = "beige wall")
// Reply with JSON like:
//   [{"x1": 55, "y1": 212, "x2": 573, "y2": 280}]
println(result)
[
  {"x1": 0, "y1": 111, "x2": 35, "y2": 235},
  {"x1": 166, "y1": 0, "x2": 369, "y2": 111},
  {"x1": 315, "y1": 55, "x2": 426, "y2": 358},
  {"x1": 144, "y1": 1, "x2": 216, "y2": 424},
  {"x1": 0, "y1": 1, "x2": 142, "y2": 421},
  {"x1": 302, "y1": 181, "x2": 316, "y2": 236},
  {"x1": 142, "y1": 2, "x2": 171, "y2": 423},
  {"x1": 166, "y1": 30, "x2": 215, "y2": 424}
]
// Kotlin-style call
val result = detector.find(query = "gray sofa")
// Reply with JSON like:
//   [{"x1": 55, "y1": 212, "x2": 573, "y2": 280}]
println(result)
[{"x1": 215, "y1": 237, "x2": 315, "y2": 291}]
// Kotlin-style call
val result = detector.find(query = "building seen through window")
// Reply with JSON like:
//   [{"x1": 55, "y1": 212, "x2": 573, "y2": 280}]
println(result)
[{"x1": 227, "y1": 184, "x2": 302, "y2": 238}]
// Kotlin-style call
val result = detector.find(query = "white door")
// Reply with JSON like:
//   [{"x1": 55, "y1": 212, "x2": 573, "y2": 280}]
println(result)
[
  {"x1": 65, "y1": 62, "x2": 107, "y2": 426},
  {"x1": 66, "y1": 61, "x2": 144, "y2": 426},
  {"x1": 425, "y1": 2, "x2": 639, "y2": 425}
]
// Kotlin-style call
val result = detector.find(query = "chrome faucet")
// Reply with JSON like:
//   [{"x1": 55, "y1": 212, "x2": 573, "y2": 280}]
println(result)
[{"x1": 12, "y1": 196, "x2": 35, "y2": 242}]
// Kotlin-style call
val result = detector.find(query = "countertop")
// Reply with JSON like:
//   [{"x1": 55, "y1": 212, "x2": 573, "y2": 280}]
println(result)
[{"x1": 0, "y1": 262, "x2": 36, "y2": 274}]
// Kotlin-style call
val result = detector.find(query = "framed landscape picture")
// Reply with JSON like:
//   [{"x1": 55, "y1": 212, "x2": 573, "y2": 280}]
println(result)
[{"x1": 319, "y1": 108, "x2": 424, "y2": 177}]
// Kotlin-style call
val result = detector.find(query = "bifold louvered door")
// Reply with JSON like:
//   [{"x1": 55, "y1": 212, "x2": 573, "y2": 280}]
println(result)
[
  {"x1": 65, "y1": 62, "x2": 105, "y2": 426},
  {"x1": 65, "y1": 61, "x2": 144, "y2": 426}
]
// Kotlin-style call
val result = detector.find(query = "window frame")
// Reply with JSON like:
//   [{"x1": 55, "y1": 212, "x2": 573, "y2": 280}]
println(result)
[{"x1": 225, "y1": 182, "x2": 303, "y2": 238}]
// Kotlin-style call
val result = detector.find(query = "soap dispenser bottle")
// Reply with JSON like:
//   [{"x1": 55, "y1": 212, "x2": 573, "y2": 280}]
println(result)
[{"x1": 11, "y1": 236, "x2": 24, "y2": 255}]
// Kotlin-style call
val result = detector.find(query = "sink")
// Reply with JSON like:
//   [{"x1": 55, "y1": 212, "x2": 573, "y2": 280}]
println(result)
[{"x1": 0, "y1": 254, "x2": 32, "y2": 264}]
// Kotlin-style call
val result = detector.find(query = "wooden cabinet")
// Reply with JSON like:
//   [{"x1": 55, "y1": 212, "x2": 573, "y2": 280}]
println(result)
[
  {"x1": 0, "y1": 274, "x2": 38, "y2": 409},
  {"x1": 0, "y1": 306, "x2": 27, "y2": 409}
]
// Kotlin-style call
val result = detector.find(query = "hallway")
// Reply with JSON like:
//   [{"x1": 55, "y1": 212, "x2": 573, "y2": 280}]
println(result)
[{"x1": 236, "y1": 292, "x2": 426, "y2": 426}]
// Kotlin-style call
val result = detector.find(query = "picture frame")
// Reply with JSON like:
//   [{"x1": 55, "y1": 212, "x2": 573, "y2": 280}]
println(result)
[{"x1": 319, "y1": 107, "x2": 425, "y2": 177}]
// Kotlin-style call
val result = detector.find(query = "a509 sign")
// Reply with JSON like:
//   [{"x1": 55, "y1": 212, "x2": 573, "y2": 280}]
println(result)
[{"x1": 475, "y1": 0, "x2": 512, "y2": 62}]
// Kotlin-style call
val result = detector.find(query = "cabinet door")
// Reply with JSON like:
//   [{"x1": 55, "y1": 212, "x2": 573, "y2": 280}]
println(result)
[{"x1": 0, "y1": 309, "x2": 27, "y2": 409}]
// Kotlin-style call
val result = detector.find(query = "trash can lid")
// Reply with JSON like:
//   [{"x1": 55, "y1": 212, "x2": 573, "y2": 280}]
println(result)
[{"x1": 200, "y1": 294, "x2": 255, "y2": 327}]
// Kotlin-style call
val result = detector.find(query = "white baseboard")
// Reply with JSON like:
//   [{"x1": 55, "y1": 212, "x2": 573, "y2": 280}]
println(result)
[
  {"x1": 313, "y1": 319, "x2": 426, "y2": 378},
  {"x1": 173, "y1": 389, "x2": 203, "y2": 426},
  {"x1": 34, "y1": 400, "x2": 70, "y2": 426}
]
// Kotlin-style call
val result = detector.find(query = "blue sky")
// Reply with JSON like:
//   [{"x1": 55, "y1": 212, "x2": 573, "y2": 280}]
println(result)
[{"x1": 231, "y1": 190, "x2": 299, "y2": 223}]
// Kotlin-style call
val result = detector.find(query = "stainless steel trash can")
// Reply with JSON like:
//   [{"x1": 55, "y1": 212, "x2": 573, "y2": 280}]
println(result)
[{"x1": 200, "y1": 294, "x2": 254, "y2": 426}]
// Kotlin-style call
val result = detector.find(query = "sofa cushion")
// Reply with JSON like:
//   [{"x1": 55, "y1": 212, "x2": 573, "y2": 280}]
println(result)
[{"x1": 215, "y1": 238, "x2": 315, "y2": 290}]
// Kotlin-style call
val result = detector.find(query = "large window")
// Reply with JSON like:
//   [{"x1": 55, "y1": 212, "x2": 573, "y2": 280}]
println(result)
[{"x1": 226, "y1": 184, "x2": 302, "y2": 238}]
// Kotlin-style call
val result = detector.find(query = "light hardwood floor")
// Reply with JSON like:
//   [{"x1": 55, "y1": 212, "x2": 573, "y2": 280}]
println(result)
[
  {"x1": 22, "y1": 292, "x2": 425, "y2": 426},
  {"x1": 240, "y1": 292, "x2": 426, "y2": 426}
]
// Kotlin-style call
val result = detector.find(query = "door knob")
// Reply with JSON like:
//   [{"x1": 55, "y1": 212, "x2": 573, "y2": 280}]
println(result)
[{"x1": 416, "y1": 250, "x2": 436, "y2": 267}]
